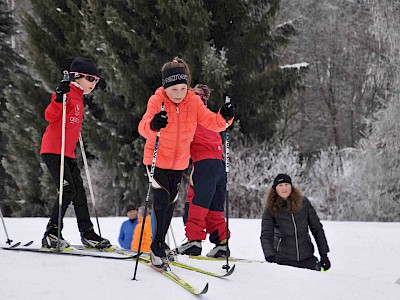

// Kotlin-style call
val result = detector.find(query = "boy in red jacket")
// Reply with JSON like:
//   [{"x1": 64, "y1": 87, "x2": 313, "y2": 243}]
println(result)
[
  {"x1": 41, "y1": 57, "x2": 111, "y2": 249},
  {"x1": 176, "y1": 84, "x2": 230, "y2": 258}
]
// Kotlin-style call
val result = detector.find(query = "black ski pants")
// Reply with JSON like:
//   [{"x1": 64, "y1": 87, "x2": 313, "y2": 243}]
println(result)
[
  {"x1": 42, "y1": 153, "x2": 93, "y2": 233},
  {"x1": 149, "y1": 166, "x2": 183, "y2": 243}
]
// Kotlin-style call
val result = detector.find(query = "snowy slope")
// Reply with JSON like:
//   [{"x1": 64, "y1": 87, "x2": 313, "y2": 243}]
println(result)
[{"x1": 1, "y1": 217, "x2": 399, "y2": 300}]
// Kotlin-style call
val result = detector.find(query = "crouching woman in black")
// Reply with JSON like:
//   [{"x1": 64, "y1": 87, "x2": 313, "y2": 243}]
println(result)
[{"x1": 260, "y1": 174, "x2": 331, "y2": 271}]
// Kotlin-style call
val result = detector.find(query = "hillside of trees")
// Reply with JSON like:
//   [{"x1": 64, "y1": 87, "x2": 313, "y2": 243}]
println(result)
[{"x1": 1, "y1": 0, "x2": 399, "y2": 221}]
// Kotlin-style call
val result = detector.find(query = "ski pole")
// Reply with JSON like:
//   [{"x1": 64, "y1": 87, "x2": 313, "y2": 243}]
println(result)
[
  {"x1": 79, "y1": 133, "x2": 102, "y2": 237},
  {"x1": 222, "y1": 96, "x2": 231, "y2": 272},
  {"x1": 57, "y1": 70, "x2": 69, "y2": 253},
  {"x1": 133, "y1": 102, "x2": 164, "y2": 280},
  {"x1": 168, "y1": 224, "x2": 178, "y2": 261},
  {"x1": 169, "y1": 224, "x2": 178, "y2": 251},
  {"x1": 0, "y1": 206, "x2": 13, "y2": 245}
]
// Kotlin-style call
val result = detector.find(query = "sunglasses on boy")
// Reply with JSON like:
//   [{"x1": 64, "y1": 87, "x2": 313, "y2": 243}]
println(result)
[{"x1": 70, "y1": 72, "x2": 100, "y2": 83}]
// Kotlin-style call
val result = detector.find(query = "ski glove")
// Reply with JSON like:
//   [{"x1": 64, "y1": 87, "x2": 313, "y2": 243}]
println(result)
[
  {"x1": 219, "y1": 102, "x2": 234, "y2": 120},
  {"x1": 320, "y1": 255, "x2": 331, "y2": 271},
  {"x1": 55, "y1": 80, "x2": 71, "y2": 103},
  {"x1": 150, "y1": 110, "x2": 168, "y2": 131},
  {"x1": 266, "y1": 256, "x2": 275, "y2": 263}
]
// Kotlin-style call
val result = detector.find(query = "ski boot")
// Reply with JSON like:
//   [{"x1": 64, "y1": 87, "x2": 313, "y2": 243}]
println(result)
[
  {"x1": 42, "y1": 222, "x2": 70, "y2": 249},
  {"x1": 207, "y1": 240, "x2": 230, "y2": 258},
  {"x1": 81, "y1": 229, "x2": 111, "y2": 249},
  {"x1": 176, "y1": 240, "x2": 202, "y2": 256}
]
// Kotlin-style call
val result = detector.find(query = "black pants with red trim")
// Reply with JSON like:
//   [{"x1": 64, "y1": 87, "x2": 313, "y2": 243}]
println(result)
[
  {"x1": 150, "y1": 166, "x2": 183, "y2": 243},
  {"x1": 42, "y1": 153, "x2": 93, "y2": 233}
]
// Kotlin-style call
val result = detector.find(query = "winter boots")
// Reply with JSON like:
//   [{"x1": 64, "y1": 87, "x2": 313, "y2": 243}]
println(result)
[
  {"x1": 42, "y1": 223, "x2": 71, "y2": 249},
  {"x1": 150, "y1": 241, "x2": 170, "y2": 270},
  {"x1": 206, "y1": 240, "x2": 230, "y2": 258},
  {"x1": 176, "y1": 240, "x2": 202, "y2": 256},
  {"x1": 81, "y1": 229, "x2": 111, "y2": 249},
  {"x1": 42, "y1": 222, "x2": 110, "y2": 250},
  {"x1": 175, "y1": 240, "x2": 229, "y2": 257}
]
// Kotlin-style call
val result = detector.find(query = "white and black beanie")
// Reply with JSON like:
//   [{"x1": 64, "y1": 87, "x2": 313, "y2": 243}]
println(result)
[
  {"x1": 272, "y1": 173, "x2": 292, "y2": 189},
  {"x1": 162, "y1": 67, "x2": 187, "y2": 89}
]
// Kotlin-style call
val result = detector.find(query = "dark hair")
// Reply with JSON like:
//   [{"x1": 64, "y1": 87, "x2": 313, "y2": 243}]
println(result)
[{"x1": 161, "y1": 57, "x2": 192, "y2": 87}]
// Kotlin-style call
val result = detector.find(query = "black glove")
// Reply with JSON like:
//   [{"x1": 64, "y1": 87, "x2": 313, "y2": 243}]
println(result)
[
  {"x1": 266, "y1": 256, "x2": 275, "y2": 263},
  {"x1": 55, "y1": 80, "x2": 71, "y2": 103},
  {"x1": 320, "y1": 255, "x2": 331, "y2": 271},
  {"x1": 220, "y1": 102, "x2": 234, "y2": 120},
  {"x1": 150, "y1": 111, "x2": 168, "y2": 131}
]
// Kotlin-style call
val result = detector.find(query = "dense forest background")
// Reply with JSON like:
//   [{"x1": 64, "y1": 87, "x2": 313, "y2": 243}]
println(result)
[{"x1": 1, "y1": 0, "x2": 399, "y2": 221}]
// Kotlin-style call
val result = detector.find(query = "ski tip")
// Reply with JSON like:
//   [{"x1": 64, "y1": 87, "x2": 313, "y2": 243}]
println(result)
[
  {"x1": 223, "y1": 264, "x2": 236, "y2": 277},
  {"x1": 11, "y1": 242, "x2": 21, "y2": 248},
  {"x1": 199, "y1": 283, "x2": 209, "y2": 295},
  {"x1": 23, "y1": 241, "x2": 34, "y2": 247}
]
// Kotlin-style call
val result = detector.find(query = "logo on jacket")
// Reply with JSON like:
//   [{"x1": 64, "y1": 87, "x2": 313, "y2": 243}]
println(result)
[
  {"x1": 69, "y1": 104, "x2": 81, "y2": 124},
  {"x1": 75, "y1": 104, "x2": 80, "y2": 116}
]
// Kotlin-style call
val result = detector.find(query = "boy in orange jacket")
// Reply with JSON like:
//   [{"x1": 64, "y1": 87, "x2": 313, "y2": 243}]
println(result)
[{"x1": 138, "y1": 57, "x2": 234, "y2": 268}]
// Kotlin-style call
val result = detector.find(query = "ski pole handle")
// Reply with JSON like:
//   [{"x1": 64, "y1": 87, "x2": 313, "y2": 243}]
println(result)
[
  {"x1": 149, "y1": 102, "x2": 164, "y2": 182},
  {"x1": 62, "y1": 70, "x2": 70, "y2": 103},
  {"x1": 62, "y1": 70, "x2": 70, "y2": 81}
]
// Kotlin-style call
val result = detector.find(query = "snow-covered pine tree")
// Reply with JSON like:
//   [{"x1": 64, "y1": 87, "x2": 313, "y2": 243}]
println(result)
[{"x1": 351, "y1": 0, "x2": 400, "y2": 221}]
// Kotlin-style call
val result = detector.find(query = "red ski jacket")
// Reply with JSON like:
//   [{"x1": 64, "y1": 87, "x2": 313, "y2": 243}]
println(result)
[
  {"x1": 138, "y1": 87, "x2": 231, "y2": 170},
  {"x1": 40, "y1": 83, "x2": 84, "y2": 159},
  {"x1": 190, "y1": 125, "x2": 224, "y2": 163}
]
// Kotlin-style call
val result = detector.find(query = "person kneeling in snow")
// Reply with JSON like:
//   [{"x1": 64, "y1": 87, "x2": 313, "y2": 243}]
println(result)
[{"x1": 260, "y1": 174, "x2": 331, "y2": 271}]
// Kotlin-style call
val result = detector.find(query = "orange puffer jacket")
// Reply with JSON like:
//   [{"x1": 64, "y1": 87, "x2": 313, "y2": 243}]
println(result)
[
  {"x1": 138, "y1": 87, "x2": 229, "y2": 170},
  {"x1": 131, "y1": 215, "x2": 152, "y2": 252}
]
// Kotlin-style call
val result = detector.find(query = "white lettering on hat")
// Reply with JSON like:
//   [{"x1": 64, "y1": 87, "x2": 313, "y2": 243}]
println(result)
[{"x1": 162, "y1": 74, "x2": 187, "y2": 86}]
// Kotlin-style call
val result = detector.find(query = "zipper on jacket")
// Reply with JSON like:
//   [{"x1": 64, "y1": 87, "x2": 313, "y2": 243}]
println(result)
[
  {"x1": 276, "y1": 238, "x2": 282, "y2": 252},
  {"x1": 171, "y1": 104, "x2": 180, "y2": 169},
  {"x1": 291, "y1": 214, "x2": 300, "y2": 261}
]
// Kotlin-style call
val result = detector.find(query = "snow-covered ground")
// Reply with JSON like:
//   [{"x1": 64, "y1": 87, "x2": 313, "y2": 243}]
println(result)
[{"x1": 1, "y1": 217, "x2": 399, "y2": 300}]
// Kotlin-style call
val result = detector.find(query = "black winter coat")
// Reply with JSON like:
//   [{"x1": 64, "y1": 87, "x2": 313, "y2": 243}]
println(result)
[{"x1": 260, "y1": 197, "x2": 329, "y2": 263}]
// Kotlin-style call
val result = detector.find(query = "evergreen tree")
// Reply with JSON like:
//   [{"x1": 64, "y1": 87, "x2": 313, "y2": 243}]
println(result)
[
  {"x1": 18, "y1": 0, "x2": 301, "y2": 215},
  {"x1": 2, "y1": 76, "x2": 51, "y2": 216},
  {"x1": 1, "y1": 0, "x2": 86, "y2": 216},
  {"x1": 0, "y1": 0, "x2": 23, "y2": 214},
  {"x1": 77, "y1": 0, "x2": 213, "y2": 212},
  {"x1": 205, "y1": 0, "x2": 302, "y2": 141},
  {"x1": 22, "y1": 0, "x2": 84, "y2": 84}
]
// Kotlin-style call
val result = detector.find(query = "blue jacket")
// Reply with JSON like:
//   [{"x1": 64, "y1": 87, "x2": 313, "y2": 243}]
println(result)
[{"x1": 118, "y1": 218, "x2": 138, "y2": 249}]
